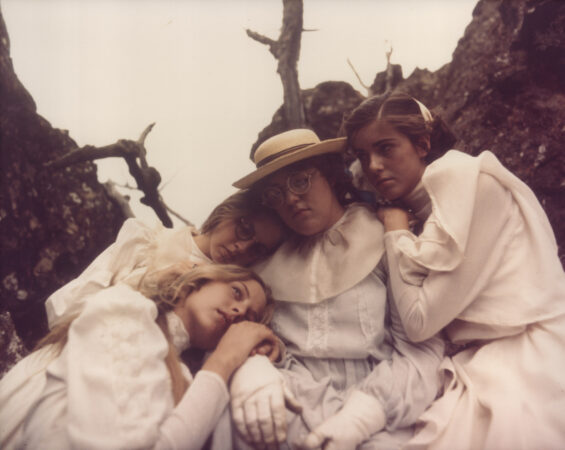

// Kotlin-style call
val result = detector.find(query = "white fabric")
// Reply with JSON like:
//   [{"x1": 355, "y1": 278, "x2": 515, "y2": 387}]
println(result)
[
  {"x1": 0, "y1": 284, "x2": 229, "y2": 450},
  {"x1": 384, "y1": 150, "x2": 565, "y2": 449},
  {"x1": 230, "y1": 355, "x2": 301, "y2": 445},
  {"x1": 301, "y1": 389, "x2": 386, "y2": 450},
  {"x1": 45, "y1": 218, "x2": 210, "y2": 329},
  {"x1": 225, "y1": 204, "x2": 445, "y2": 449},
  {"x1": 254, "y1": 204, "x2": 385, "y2": 303}
]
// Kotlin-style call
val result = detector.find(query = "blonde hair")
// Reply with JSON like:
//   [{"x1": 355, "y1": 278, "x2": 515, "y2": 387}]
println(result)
[{"x1": 37, "y1": 263, "x2": 273, "y2": 405}]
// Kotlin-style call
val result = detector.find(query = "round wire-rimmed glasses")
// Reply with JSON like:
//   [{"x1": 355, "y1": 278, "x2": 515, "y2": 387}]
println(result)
[
  {"x1": 261, "y1": 170, "x2": 315, "y2": 208},
  {"x1": 234, "y1": 216, "x2": 255, "y2": 241}
]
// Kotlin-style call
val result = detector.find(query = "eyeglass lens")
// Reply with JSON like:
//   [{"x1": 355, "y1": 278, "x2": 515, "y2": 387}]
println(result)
[
  {"x1": 235, "y1": 217, "x2": 255, "y2": 241},
  {"x1": 262, "y1": 170, "x2": 313, "y2": 207}
]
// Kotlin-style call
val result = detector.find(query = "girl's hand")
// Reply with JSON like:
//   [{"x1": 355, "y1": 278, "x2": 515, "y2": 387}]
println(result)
[
  {"x1": 202, "y1": 322, "x2": 278, "y2": 382},
  {"x1": 250, "y1": 338, "x2": 282, "y2": 363},
  {"x1": 377, "y1": 207, "x2": 410, "y2": 232}
]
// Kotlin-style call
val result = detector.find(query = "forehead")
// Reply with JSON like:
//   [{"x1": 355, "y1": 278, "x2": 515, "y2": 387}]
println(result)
[
  {"x1": 353, "y1": 119, "x2": 401, "y2": 145},
  {"x1": 243, "y1": 279, "x2": 267, "y2": 309}
]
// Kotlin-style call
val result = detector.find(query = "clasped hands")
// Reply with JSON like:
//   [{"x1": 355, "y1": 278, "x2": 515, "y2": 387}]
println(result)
[{"x1": 230, "y1": 355, "x2": 386, "y2": 449}]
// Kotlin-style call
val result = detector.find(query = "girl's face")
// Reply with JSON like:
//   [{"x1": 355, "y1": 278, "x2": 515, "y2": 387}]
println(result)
[
  {"x1": 175, "y1": 279, "x2": 267, "y2": 350},
  {"x1": 351, "y1": 119, "x2": 428, "y2": 202},
  {"x1": 264, "y1": 167, "x2": 345, "y2": 236},
  {"x1": 208, "y1": 214, "x2": 283, "y2": 266}
]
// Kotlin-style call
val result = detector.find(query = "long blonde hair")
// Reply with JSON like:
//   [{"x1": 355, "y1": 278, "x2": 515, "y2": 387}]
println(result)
[{"x1": 37, "y1": 263, "x2": 273, "y2": 404}]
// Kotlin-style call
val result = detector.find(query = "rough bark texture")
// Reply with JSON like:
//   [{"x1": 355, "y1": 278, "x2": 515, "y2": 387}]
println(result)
[
  {"x1": 252, "y1": 0, "x2": 565, "y2": 265},
  {"x1": 0, "y1": 11, "x2": 126, "y2": 375}
]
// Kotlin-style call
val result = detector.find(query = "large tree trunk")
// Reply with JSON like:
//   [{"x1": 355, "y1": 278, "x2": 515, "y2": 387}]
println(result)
[{"x1": 247, "y1": 0, "x2": 305, "y2": 134}]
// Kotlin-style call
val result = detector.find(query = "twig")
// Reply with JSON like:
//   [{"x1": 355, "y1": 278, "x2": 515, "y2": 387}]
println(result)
[
  {"x1": 44, "y1": 124, "x2": 174, "y2": 228},
  {"x1": 347, "y1": 58, "x2": 371, "y2": 95}
]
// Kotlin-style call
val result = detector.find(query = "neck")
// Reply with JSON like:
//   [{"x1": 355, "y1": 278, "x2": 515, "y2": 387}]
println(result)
[
  {"x1": 402, "y1": 181, "x2": 432, "y2": 221},
  {"x1": 192, "y1": 231, "x2": 211, "y2": 259}
]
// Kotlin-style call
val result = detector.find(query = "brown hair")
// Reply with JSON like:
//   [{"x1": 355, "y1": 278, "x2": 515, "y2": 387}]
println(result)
[
  {"x1": 252, "y1": 152, "x2": 361, "y2": 208},
  {"x1": 200, "y1": 189, "x2": 284, "y2": 236},
  {"x1": 36, "y1": 263, "x2": 273, "y2": 405},
  {"x1": 342, "y1": 92, "x2": 457, "y2": 163}
]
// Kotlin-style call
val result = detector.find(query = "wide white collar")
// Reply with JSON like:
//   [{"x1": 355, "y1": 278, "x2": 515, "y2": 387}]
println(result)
[{"x1": 254, "y1": 204, "x2": 385, "y2": 303}]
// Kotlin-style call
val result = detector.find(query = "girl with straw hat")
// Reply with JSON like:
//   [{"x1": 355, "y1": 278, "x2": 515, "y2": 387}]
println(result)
[{"x1": 226, "y1": 128, "x2": 445, "y2": 449}]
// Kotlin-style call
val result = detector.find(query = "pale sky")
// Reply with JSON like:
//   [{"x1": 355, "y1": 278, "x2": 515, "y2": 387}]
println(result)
[{"x1": 1, "y1": 0, "x2": 477, "y2": 228}]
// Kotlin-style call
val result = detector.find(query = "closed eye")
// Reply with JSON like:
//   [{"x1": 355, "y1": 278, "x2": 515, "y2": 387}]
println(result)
[{"x1": 232, "y1": 285, "x2": 242, "y2": 300}]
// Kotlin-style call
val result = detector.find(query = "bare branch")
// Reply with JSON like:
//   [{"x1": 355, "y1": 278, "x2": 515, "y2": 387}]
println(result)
[
  {"x1": 247, "y1": 0, "x2": 305, "y2": 131},
  {"x1": 165, "y1": 204, "x2": 193, "y2": 227},
  {"x1": 44, "y1": 124, "x2": 173, "y2": 228},
  {"x1": 347, "y1": 58, "x2": 371, "y2": 95},
  {"x1": 137, "y1": 122, "x2": 155, "y2": 169}
]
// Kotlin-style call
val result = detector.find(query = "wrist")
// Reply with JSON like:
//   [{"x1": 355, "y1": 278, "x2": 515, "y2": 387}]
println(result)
[{"x1": 201, "y1": 351, "x2": 239, "y2": 383}]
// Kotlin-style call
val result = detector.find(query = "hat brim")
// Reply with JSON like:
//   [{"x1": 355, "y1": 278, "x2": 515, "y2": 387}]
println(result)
[{"x1": 233, "y1": 137, "x2": 347, "y2": 189}]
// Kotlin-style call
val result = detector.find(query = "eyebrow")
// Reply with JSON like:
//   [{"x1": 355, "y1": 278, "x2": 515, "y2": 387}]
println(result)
[
  {"x1": 371, "y1": 138, "x2": 396, "y2": 148},
  {"x1": 242, "y1": 281, "x2": 250, "y2": 299}
]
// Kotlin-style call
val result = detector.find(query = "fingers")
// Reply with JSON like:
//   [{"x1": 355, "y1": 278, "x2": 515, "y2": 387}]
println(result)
[
  {"x1": 301, "y1": 431, "x2": 326, "y2": 449},
  {"x1": 269, "y1": 387, "x2": 288, "y2": 444},
  {"x1": 242, "y1": 400, "x2": 263, "y2": 444},
  {"x1": 283, "y1": 385, "x2": 303, "y2": 414}
]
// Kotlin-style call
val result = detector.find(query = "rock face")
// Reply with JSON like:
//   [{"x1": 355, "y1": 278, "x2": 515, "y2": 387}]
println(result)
[
  {"x1": 0, "y1": 12, "x2": 126, "y2": 375},
  {"x1": 252, "y1": 0, "x2": 565, "y2": 264}
]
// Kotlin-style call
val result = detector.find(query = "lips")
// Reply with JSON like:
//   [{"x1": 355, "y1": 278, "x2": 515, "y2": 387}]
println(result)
[
  {"x1": 292, "y1": 208, "x2": 310, "y2": 218},
  {"x1": 217, "y1": 310, "x2": 232, "y2": 330}
]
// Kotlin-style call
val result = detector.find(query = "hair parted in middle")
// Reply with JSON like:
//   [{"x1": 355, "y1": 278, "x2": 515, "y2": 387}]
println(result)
[
  {"x1": 138, "y1": 262, "x2": 274, "y2": 325},
  {"x1": 200, "y1": 189, "x2": 285, "y2": 236},
  {"x1": 342, "y1": 92, "x2": 457, "y2": 163}
]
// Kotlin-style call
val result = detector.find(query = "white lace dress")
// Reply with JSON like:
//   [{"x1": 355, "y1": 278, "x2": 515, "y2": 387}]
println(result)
[
  {"x1": 45, "y1": 218, "x2": 211, "y2": 329},
  {"x1": 0, "y1": 283, "x2": 228, "y2": 450},
  {"x1": 252, "y1": 204, "x2": 445, "y2": 449},
  {"x1": 385, "y1": 150, "x2": 565, "y2": 449}
]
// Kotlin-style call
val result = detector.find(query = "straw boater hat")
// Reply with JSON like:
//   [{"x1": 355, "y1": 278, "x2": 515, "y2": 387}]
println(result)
[{"x1": 233, "y1": 129, "x2": 346, "y2": 189}]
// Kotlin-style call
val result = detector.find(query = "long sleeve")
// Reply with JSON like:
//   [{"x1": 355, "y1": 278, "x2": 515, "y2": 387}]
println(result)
[
  {"x1": 357, "y1": 279, "x2": 445, "y2": 430},
  {"x1": 45, "y1": 218, "x2": 159, "y2": 329},
  {"x1": 157, "y1": 370, "x2": 229, "y2": 450},
  {"x1": 24, "y1": 284, "x2": 229, "y2": 450},
  {"x1": 385, "y1": 174, "x2": 514, "y2": 342}
]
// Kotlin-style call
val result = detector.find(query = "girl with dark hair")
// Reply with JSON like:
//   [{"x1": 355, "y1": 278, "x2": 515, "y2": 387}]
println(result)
[
  {"x1": 0, "y1": 263, "x2": 278, "y2": 449},
  {"x1": 45, "y1": 189, "x2": 286, "y2": 330},
  {"x1": 344, "y1": 92, "x2": 565, "y2": 449},
  {"x1": 224, "y1": 128, "x2": 444, "y2": 450}
]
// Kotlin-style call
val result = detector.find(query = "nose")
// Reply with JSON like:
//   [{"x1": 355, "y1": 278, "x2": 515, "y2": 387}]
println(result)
[
  {"x1": 284, "y1": 188, "x2": 300, "y2": 205},
  {"x1": 235, "y1": 239, "x2": 254, "y2": 254},
  {"x1": 230, "y1": 303, "x2": 247, "y2": 322},
  {"x1": 368, "y1": 152, "x2": 384, "y2": 173}
]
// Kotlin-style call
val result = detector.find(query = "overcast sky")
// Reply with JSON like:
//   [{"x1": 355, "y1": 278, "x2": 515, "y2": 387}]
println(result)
[{"x1": 1, "y1": 0, "x2": 477, "y2": 228}]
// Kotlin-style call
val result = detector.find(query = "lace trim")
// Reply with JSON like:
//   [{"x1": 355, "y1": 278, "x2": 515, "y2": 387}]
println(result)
[
  {"x1": 306, "y1": 301, "x2": 328, "y2": 356},
  {"x1": 166, "y1": 312, "x2": 190, "y2": 352}
]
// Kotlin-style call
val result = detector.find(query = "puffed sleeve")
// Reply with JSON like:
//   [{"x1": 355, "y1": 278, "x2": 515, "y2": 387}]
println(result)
[
  {"x1": 59, "y1": 284, "x2": 229, "y2": 449},
  {"x1": 45, "y1": 218, "x2": 160, "y2": 329},
  {"x1": 357, "y1": 277, "x2": 445, "y2": 430},
  {"x1": 384, "y1": 173, "x2": 514, "y2": 342}
]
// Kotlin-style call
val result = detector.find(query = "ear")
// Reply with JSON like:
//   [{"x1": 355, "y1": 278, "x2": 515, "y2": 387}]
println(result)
[{"x1": 416, "y1": 136, "x2": 430, "y2": 159}]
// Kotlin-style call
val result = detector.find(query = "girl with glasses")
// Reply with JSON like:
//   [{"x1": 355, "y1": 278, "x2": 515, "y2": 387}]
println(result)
[
  {"x1": 45, "y1": 189, "x2": 287, "y2": 331},
  {"x1": 0, "y1": 263, "x2": 279, "y2": 449},
  {"x1": 344, "y1": 92, "x2": 565, "y2": 449},
  {"x1": 223, "y1": 129, "x2": 445, "y2": 449}
]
